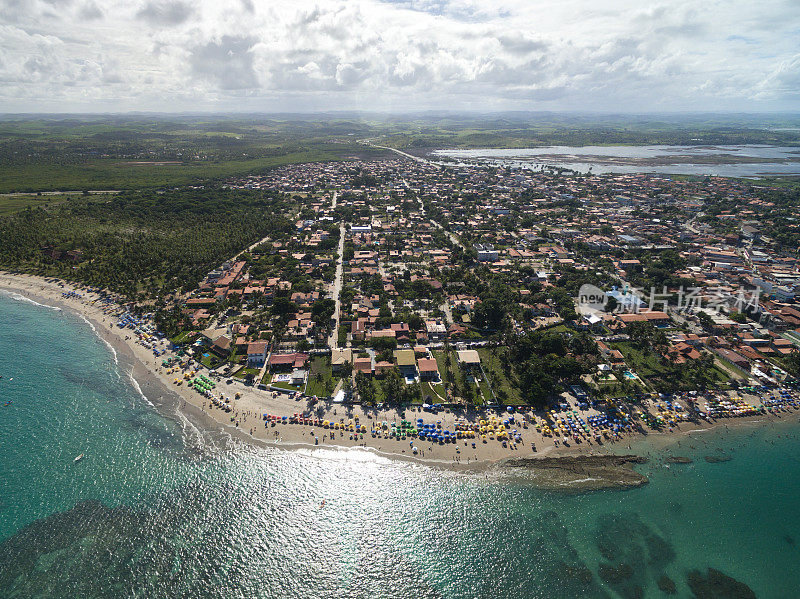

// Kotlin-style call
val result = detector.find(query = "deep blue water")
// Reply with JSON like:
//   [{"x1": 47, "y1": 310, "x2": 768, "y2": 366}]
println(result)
[{"x1": 1, "y1": 291, "x2": 799, "y2": 598}]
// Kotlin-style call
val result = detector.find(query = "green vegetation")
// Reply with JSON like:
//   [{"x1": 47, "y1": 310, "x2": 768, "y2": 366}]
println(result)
[
  {"x1": 0, "y1": 151, "x2": 354, "y2": 194},
  {"x1": 421, "y1": 380, "x2": 446, "y2": 403},
  {"x1": 0, "y1": 193, "x2": 82, "y2": 215},
  {"x1": 199, "y1": 353, "x2": 224, "y2": 369},
  {"x1": 306, "y1": 356, "x2": 336, "y2": 398},
  {"x1": 170, "y1": 331, "x2": 194, "y2": 344},
  {"x1": 0, "y1": 117, "x2": 391, "y2": 193},
  {"x1": 376, "y1": 114, "x2": 800, "y2": 149},
  {"x1": 4, "y1": 114, "x2": 798, "y2": 194},
  {"x1": 477, "y1": 348, "x2": 522, "y2": 405},
  {"x1": 233, "y1": 367, "x2": 261, "y2": 379},
  {"x1": 609, "y1": 340, "x2": 731, "y2": 392},
  {"x1": 0, "y1": 187, "x2": 294, "y2": 301}
]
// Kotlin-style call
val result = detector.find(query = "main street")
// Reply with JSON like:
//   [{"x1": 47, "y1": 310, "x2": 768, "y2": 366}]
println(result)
[
  {"x1": 370, "y1": 144, "x2": 440, "y2": 167},
  {"x1": 328, "y1": 220, "x2": 346, "y2": 349}
]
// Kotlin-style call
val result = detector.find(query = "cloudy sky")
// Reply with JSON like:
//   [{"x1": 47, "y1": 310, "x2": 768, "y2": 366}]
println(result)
[{"x1": 1, "y1": 0, "x2": 799, "y2": 113}]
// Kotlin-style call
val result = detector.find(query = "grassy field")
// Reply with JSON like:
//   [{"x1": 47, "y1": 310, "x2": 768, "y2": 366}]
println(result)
[
  {"x1": 610, "y1": 341, "x2": 733, "y2": 390},
  {"x1": 233, "y1": 367, "x2": 261, "y2": 379},
  {"x1": 477, "y1": 378, "x2": 494, "y2": 404},
  {"x1": 0, "y1": 149, "x2": 360, "y2": 193},
  {"x1": 477, "y1": 348, "x2": 523, "y2": 404},
  {"x1": 269, "y1": 379, "x2": 303, "y2": 392},
  {"x1": 608, "y1": 341, "x2": 665, "y2": 378},
  {"x1": 420, "y1": 380, "x2": 446, "y2": 402},
  {"x1": 372, "y1": 379, "x2": 389, "y2": 404},
  {"x1": 305, "y1": 356, "x2": 336, "y2": 398},
  {"x1": 0, "y1": 194, "x2": 82, "y2": 215},
  {"x1": 199, "y1": 353, "x2": 225, "y2": 369},
  {"x1": 170, "y1": 331, "x2": 194, "y2": 344}
]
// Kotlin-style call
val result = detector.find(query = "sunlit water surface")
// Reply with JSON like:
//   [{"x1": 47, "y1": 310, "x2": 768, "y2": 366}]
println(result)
[{"x1": 1, "y1": 292, "x2": 799, "y2": 598}]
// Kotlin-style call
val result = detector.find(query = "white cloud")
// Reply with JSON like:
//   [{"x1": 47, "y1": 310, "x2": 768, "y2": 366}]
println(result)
[
  {"x1": 0, "y1": 0, "x2": 798, "y2": 112},
  {"x1": 136, "y1": 0, "x2": 194, "y2": 27}
]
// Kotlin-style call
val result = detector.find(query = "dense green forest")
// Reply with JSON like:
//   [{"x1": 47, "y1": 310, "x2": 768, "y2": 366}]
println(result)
[{"x1": 0, "y1": 188, "x2": 295, "y2": 299}]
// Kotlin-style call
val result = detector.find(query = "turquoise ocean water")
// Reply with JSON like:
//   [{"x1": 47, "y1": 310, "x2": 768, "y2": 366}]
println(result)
[{"x1": 1, "y1": 291, "x2": 799, "y2": 598}]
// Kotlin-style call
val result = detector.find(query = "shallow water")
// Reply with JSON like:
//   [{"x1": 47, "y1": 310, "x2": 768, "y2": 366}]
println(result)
[
  {"x1": 432, "y1": 145, "x2": 800, "y2": 177},
  {"x1": 1, "y1": 292, "x2": 799, "y2": 598}
]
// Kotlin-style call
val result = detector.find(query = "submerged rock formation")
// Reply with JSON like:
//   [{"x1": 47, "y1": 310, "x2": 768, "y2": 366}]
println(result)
[
  {"x1": 502, "y1": 454, "x2": 648, "y2": 491},
  {"x1": 704, "y1": 455, "x2": 733, "y2": 463},
  {"x1": 657, "y1": 574, "x2": 677, "y2": 594},
  {"x1": 686, "y1": 567, "x2": 756, "y2": 599}
]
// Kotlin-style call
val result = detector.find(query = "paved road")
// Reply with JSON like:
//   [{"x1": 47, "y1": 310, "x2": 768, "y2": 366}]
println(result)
[
  {"x1": 430, "y1": 218, "x2": 464, "y2": 249},
  {"x1": 398, "y1": 176, "x2": 464, "y2": 250},
  {"x1": 371, "y1": 144, "x2": 440, "y2": 167},
  {"x1": 331, "y1": 190, "x2": 338, "y2": 210},
  {"x1": 235, "y1": 231, "x2": 275, "y2": 259},
  {"x1": 684, "y1": 212, "x2": 705, "y2": 235},
  {"x1": 440, "y1": 299, "x2": 454, "y2": 325},
  {"x1": 328, "y1": 222, "x2": 346, "y2": 349}
]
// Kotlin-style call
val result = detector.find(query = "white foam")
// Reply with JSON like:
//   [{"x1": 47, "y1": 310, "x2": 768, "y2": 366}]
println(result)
[
  {"x1": 0, "y1": 290, "x2": 62, "y2": 311},
  {"x1": 173, "y1": 404, "x2": 215, "y2": 452},
  {"x1": 75, "y1": 312, "x2": 119, "y2": 366},
  {"x1": 295, "y1": 445, "x2": 393, "y2": 465},
  {"x1": 127, "y1": 369, "x2": 155, "y2": 408}
]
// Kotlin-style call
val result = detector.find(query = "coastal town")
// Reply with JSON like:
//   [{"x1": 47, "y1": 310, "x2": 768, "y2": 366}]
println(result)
[
  {"x1": 6, "y1": 0, "x2": 800, "y2": 593},
  {"x1": 9, "y1": 151, "x2": 797, "y2": 462}
]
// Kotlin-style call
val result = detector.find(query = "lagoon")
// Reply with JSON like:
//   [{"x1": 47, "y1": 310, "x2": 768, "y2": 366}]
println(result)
[{"x1": 432, "y1": 145, "x2": 800, "y2": 177}]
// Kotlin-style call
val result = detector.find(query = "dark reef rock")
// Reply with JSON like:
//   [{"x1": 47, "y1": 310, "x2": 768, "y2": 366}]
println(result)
[
  {"x1": 665, "y1": 456, "x2": 693, "y2": 464},
  {"x1": 558, "y1": 563, "x2": 594, "y2": 585},
  {"x1": 596, "y1": 512, "x2": 675, "y2": 566},
  {"x1": 657, "y1": 574, "x2": 677, "y2": 594},
  {"x1": 686, "y1": 568, "x2": 756, "y2": 599},
  {"x1": 704, "y1": 455, "x2": 733, "y2": 463},
  {"x1": 598, "y1": 562, "x2": 634, "y2": 583},
  {"x1": 502, "y1": 454, "x2": 648, "y2": 491},
  {"x1": 594, "y1": 512, "x2": 678, "y2": 599},
  {"x1": 622, "y1": 585, "x2": 644, "y2": 599}
]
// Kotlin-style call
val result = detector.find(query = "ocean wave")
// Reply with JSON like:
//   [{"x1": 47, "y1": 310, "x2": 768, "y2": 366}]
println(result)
[
  {"x1": 295, "y1": 445, "x2": 393, "y2": 466},
  {"x1": 75, "y1": 312, "x2": 119, "y2": 366},
  {"x1": 0, "y1": 290, "x2": 62, "y2": 311},
  {"x1": 172, "y1": 404, "x2": 222, "y2": 454},
  {"x1": 127, "y1": 369, "x2": 155, "y2": 408}
]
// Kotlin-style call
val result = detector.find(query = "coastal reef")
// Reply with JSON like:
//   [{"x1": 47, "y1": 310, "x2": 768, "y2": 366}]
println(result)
[
  {"x1": 687, "y1": 567, "x2": 757, "y2": 599},
  {"x1": 657, "y1": 574, "x2": 677, "y2": 594},
  {"x1": 0, "y1": 496, "x2": 444, "y2": 599},
  {"x1": 704, "y1": 455, "x2": 733, "y2": 463},
  {"x1": 511, "y1": 510, "x2": 613, "y2": 599},
  {"x1": 502, "y1": 454, "x2": 648, "y2": 491},
  {"x1": 595, "y1": 512, "x2": 676, "y2": 599}
]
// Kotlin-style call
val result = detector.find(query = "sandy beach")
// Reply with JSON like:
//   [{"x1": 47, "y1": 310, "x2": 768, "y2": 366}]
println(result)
[{"x1": 0, "y1": 272, "x2": 796, "y2": 473}]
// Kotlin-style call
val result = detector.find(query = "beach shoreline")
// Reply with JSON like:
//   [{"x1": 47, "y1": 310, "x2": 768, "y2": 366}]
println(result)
[{"x1": 1, "y1": 272, "x2": 796, "y2": 478}]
